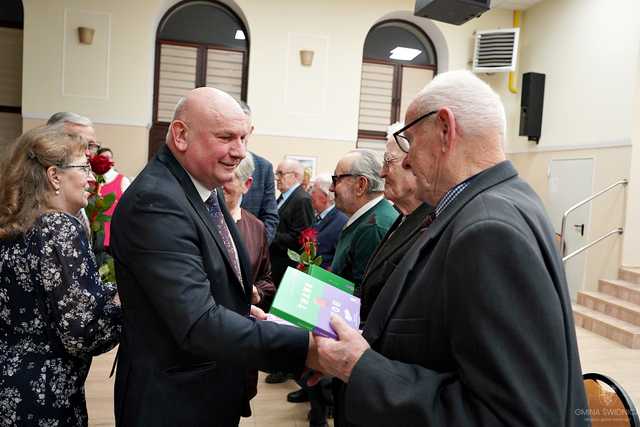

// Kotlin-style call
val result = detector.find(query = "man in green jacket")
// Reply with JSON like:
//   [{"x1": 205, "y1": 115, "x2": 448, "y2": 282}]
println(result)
[{"x1": 330, "y1": 149, "x2": 398, "y2": 295}]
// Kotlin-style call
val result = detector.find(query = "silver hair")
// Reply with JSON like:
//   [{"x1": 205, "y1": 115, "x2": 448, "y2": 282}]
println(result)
[
  {"x1": 312, "y1": 173, "x2": 335, "y2": 202},
  {"x1": 386, "y1": 121, "x2": 405, "y2": 139},
  {"x1": 346, "y1": 149, "x2": 384, "y2": 193},
  {"x1": 234, "y1": 152, "x2": 255, "y2": 183},
  {"x1": 46, "y1": 112, "x2": 93, "y2": 127},
  {"x1": 413, "y1": 70, "x2": 506, "y2": 145}
]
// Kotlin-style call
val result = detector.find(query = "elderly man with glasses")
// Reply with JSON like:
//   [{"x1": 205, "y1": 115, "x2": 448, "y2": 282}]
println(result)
[
  {"x1": 308, "y1": 70, "x2": 589, "y2": 427},
  {"x1": 330, "y1": 149, "x2": 398, "y2": 294},
  {"x1": 356, "y1": 123, "x2": 432, "y2": 324}
]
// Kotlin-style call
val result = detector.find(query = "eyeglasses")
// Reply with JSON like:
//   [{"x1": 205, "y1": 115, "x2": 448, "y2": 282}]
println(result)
[
  {"x1": 274, "y1": 171, "x2": 294, "y2": 178},
  {"x1": 393, "y1": 110, "x2": 438, "y2": 153},
  {"x1": 62, "y1": 163, "x2": 92, "y2": 175},
  {"x1": 87, "y1": 141, "x2": 102, "y2": 151},
  {"x1": 331, "y1": 174, "x2": 357, "y2": 186},
  {"x1": 382, "y1": 152, "x2": 403, "y2": 168}
]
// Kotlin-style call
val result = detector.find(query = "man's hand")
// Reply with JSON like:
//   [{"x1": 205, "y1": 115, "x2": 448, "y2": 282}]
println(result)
[
  {"x1": 251, "y1": 285, "x2": 261, "y2": 305},
  {"x1": 250, "y1": 304, "x2": 267, "y2": 320},
  {"x1": 306, "y1": 315, "x2": 369, "y2": 383}
]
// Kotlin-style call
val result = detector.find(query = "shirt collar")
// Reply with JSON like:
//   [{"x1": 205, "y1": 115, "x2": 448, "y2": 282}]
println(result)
[
  {"x1": 433, "y1": 173, "x2": 479, "y2": 218},
  {"x1": 345, "y1": 195, "x2": 384, "y2": 228},
  {"x1": 318, "y1": 204, "x2": 335, "y2": 220},
  {"x1": 103, "y1": 168, "x2": 117, "y2": 182},
  {"x1": 279, "y1": 183, "x2": 301, "y2": 207},
  {"x1": 186, "y1": 171, "x2": 213, "y2": 202}
]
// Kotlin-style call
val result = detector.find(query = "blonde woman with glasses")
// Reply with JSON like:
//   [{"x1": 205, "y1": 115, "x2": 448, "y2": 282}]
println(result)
[{"x1": 0, "y1": 125, "x2": 121, "y2": 427}]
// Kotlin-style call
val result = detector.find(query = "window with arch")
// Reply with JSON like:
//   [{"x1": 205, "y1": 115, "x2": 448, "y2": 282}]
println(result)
[
  {"x1": 149, "y1": 0, "x2": 249, "y2": 158},
  {"x1": 357, "y1": 20, "x2": 437, "y2": 149}
]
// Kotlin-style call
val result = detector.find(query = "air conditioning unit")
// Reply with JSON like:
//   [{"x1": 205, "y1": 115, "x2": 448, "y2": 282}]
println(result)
[{"x1": 472, "y1": 28, "x2": 519, "y2": 73}]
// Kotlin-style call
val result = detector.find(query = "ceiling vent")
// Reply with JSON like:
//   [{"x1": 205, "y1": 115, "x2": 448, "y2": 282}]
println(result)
[{"x1": 472, "y1": 28, "x2": 519, "y2": 73}]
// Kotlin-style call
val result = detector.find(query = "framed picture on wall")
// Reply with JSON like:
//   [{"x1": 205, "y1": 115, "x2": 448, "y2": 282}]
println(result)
[{"x1": 286, "y1": 155, "x2": 317, "y2": 178}]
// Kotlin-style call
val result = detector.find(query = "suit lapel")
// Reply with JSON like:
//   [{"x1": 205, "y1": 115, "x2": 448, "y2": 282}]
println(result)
[
  {"x1": 363, "y1": 161, "x2": 518, "y2": 345},
  {"x1": 362, "y1": 203, "x2": 431, "y2": 281},
  {"x1": 158, "y1": 146, "x2": 247, "y2": 297},
  {"x1": 314, "y1": 207, "x2": 336, "y2": 233},
  {"x1": 278, "y1": 185, "x2": 302, "y2": 214}
]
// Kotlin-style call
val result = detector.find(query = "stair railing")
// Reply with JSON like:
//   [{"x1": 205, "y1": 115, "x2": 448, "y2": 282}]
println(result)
[{"x1": 560, "y1": 179, "x2": 628, "y2": 263}]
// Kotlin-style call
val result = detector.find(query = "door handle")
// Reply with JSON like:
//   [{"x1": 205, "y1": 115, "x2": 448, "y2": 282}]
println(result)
[{"x1": 573, "y1": 224, "x2": 585, "y2": 236}]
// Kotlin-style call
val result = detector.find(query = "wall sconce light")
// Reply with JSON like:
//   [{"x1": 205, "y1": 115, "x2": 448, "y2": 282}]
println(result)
[
  {"x1": 77, "y1": 27, "x2": 95, "y2": 45},
  {"x1": 299, "y1": 49, "x2": 314, "y2": 67}
]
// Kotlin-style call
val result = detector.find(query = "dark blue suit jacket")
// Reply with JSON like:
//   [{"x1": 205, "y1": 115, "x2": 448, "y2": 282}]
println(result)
[
  {"x1": 241, "y1": 152, "x2": 279, "y2": 243},
  {"x1": 313, "y1": 206, "x2": 348, "y2": 269}
]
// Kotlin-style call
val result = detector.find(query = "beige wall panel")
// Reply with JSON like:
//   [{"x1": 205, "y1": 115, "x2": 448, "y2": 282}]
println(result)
[
  {"x1": 62, "y1": 9, "x2": 110, "y2": 98},
  {"x1": 22, "y1": 0, "x2": 157, "y2": 125},
  {"x1": 509, "y1": 146, "x2": 632, "y2": 291},
  {"x1": 623, "y1": 46, "x2": 640, "y2": 267},
  {"x1": 23, "y1": 118, "x2": 148, "y2": 179},
  {"x1": 509, "y1": 0, "x2": 640, "y2": 152},
  {"x1": 247, "y1": 133, "x2": 355, "y2": 179},
  {"x1": 0, "y1": 27, "x2": 23, "y2": 106},
  {"x1": 283, "y1": 32, "x2": 329, "y2": 117}
]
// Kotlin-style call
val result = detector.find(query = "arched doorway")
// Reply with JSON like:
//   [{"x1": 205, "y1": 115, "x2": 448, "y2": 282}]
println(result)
[
  {"x1": 0, "y1": 0, "x2": 23, "y2": 157},
  {"x1": 357, "y1": 20, "x2": 437, "y2": 149},
  {"x1": 149, "y1": 0, "x2": 249, "y2": 159}
]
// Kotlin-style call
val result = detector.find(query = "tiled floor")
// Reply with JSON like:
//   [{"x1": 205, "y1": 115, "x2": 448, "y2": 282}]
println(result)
[{"x1": 86, "y1": 327, "x2": 638, "y2": 426}]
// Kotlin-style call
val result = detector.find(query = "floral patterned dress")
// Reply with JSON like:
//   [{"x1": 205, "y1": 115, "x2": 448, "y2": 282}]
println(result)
[{"x1": 0, "y1": 212, "x2": 122, "y2": 426}]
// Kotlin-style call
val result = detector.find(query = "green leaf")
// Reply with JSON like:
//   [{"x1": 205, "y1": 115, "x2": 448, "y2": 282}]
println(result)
[
  {"x1": 102, "y1": 192, "x2": 116, "y2": 204},
  {"x1": 287, "y1": 249, "x2": 301, "y2": 262},
  {"x1": 96, "y1": 213, "x2": 111, "y2": 223},
  {"x1": 314, "y1": 256, "x2": 323, "y2": 266}
]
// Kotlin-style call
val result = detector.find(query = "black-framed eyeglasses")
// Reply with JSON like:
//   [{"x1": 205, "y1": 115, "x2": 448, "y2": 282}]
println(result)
[
  {"x1": 274, "y1": 171, "x2": 294, "y2": 178},
  {"x1": 393, "y1": 110, "x2": 438, "y2": 153},
  {"x1": 331, "y1": 174, "x2": 357, "y2": 186},
  {"x1": 62, "y1": 163, "x2": 92, "y2": 175},
  {"x1": 382, "y1": 152, "x2": 403, "y2": 168}
]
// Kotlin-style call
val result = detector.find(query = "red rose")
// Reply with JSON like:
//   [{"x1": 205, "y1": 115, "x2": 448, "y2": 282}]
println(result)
[
  {"x1": 90, "y1": 154, "x2": 113, "y2": 175},
  {"x1": 299, "y1": 227, "x2": 318, "y2": 246}
]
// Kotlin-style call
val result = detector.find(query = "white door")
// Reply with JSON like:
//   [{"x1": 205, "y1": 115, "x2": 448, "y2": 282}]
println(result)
[{"x1": 548, "y1": 158, "x2": 594, "y2": 300}]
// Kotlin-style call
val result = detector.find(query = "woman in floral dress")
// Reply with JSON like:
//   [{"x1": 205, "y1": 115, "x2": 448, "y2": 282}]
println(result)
[{"x1": 0, "y1": 125, "x2": 122, "y2": 426}]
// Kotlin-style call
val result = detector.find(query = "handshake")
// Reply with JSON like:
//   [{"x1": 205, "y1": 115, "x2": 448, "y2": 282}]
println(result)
[{"x1": 251, "y1": 303, "x2": 369, "y2": 384}]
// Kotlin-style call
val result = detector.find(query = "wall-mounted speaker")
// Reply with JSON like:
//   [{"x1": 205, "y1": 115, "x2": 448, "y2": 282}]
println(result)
[
  {"x1": 519, "y1": 72, "x2": 546, "y2": 143},
  {"x1": 414, "y1": 0, "x2": 491, "y2": 25}
]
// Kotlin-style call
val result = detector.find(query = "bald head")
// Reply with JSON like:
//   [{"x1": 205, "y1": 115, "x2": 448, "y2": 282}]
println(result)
[
  {"x1": 166, "y1": 87, "x2": 248, "y2": 189},
  {"x1": 171, "y1": 87, "x2": 245, "y2": 129}
]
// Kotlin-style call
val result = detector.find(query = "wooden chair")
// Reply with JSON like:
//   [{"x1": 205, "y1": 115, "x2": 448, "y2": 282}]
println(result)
[{"x1": 583, "y1": 373, "x2": 639, "y2": 426}]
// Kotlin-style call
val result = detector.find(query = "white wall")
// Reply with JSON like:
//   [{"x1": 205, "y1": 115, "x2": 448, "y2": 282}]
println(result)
[
  {"x1": 622, "y1": 45, "x2": 640, "y2": 267},
  {"x1": 509, "y1": 0, "x2": 640, "y2": 152}
]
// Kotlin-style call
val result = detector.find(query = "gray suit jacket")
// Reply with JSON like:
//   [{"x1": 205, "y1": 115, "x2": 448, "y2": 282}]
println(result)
[{"x1": 342, "y1": 161, "x2": 589, "y2": 427}]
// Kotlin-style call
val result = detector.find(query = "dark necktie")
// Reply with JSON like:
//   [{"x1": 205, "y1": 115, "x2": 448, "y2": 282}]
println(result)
[
  {"x1": 423, "y1": 211, "x2": 436, "y2": 229},
  {"x1": 205, "y1": 192, "x2": 243, "y2": 286}
]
